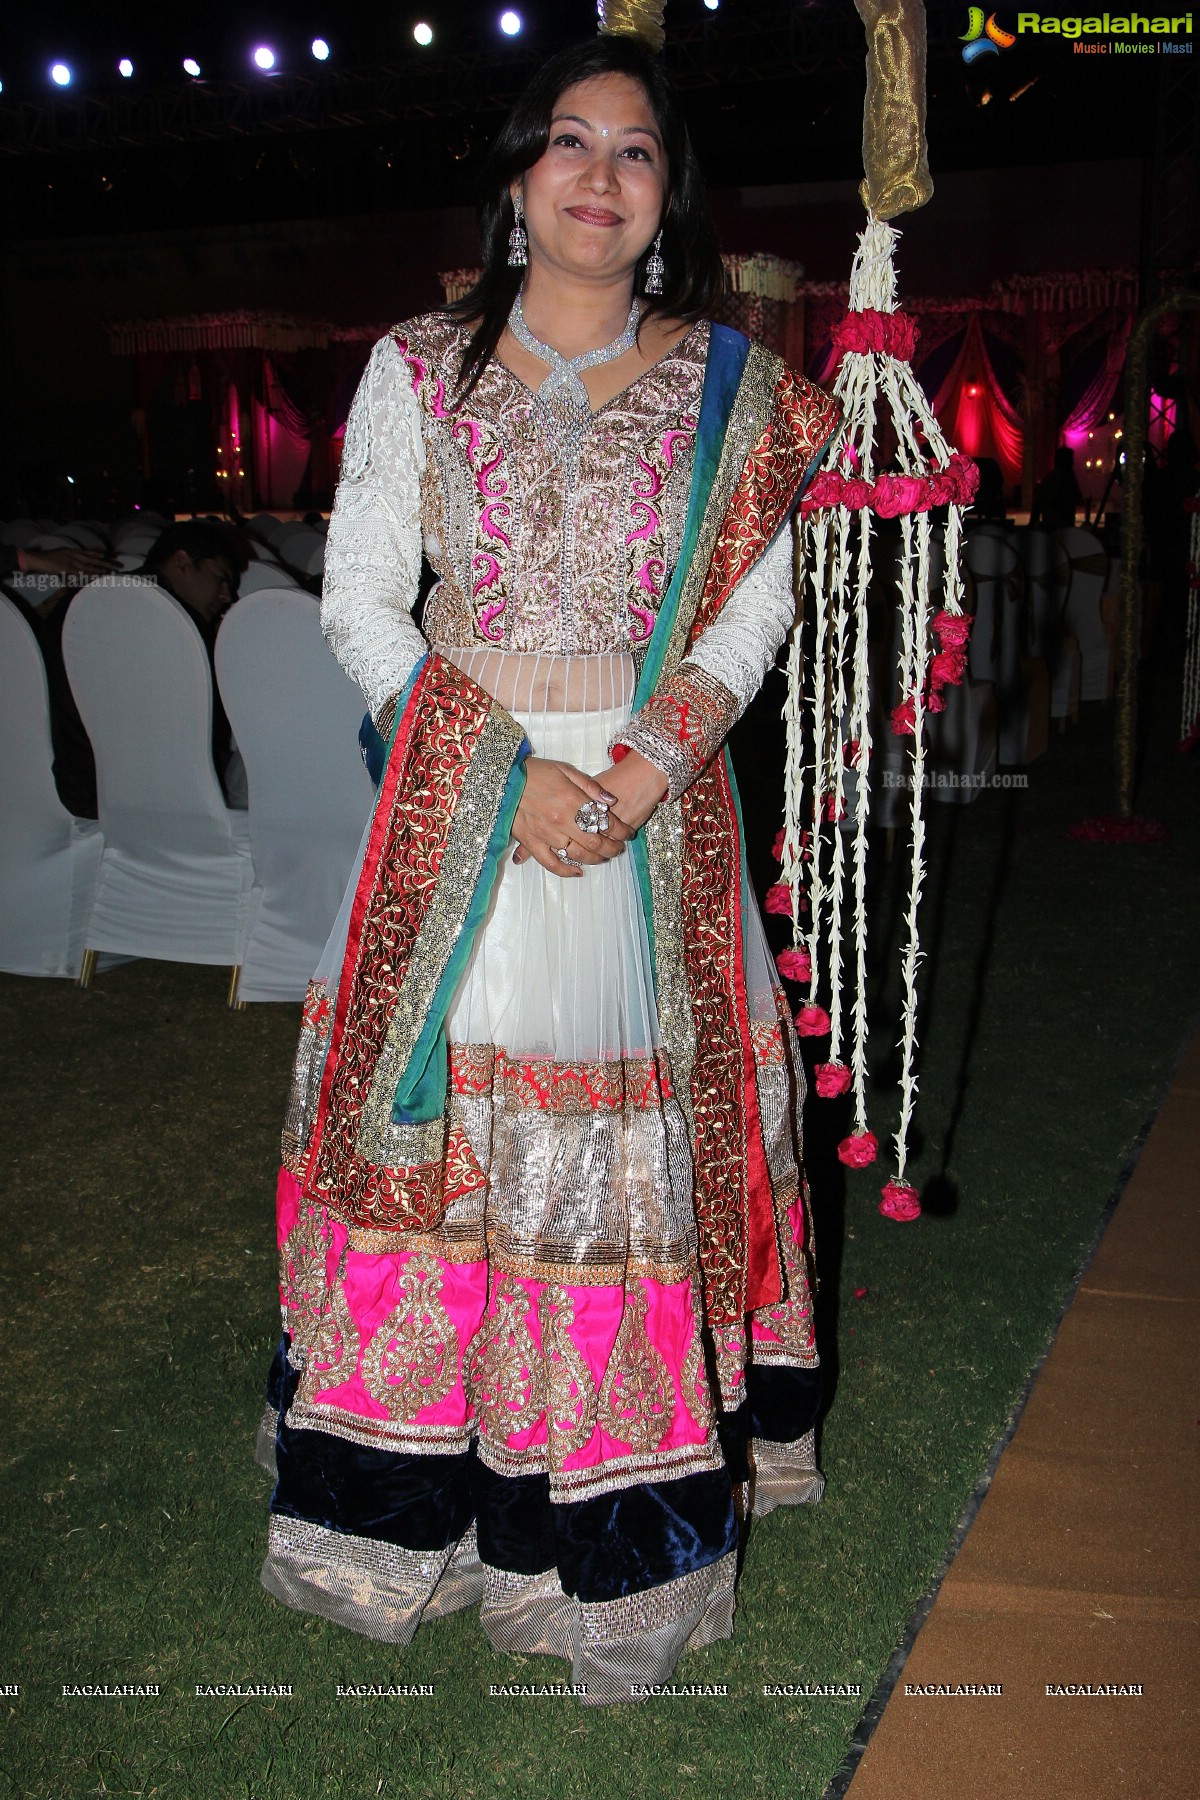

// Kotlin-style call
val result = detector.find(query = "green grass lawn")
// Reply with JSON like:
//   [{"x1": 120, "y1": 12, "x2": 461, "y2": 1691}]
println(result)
[{"x1": 1, "y1": 694, "x2": 1197, "y2": 1800}]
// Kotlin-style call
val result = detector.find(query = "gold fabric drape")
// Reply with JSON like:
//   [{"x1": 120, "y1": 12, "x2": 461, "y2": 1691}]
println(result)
[
  {"x1": 596, "y1": 1, "x2": 667, "y2": 53},
  {"x1": 851, "y1": 0, "x2": 934, "y2": 219}
]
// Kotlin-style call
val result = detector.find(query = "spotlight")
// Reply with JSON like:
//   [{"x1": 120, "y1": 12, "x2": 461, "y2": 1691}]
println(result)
[
  {"x1": 499, "y1": 9, "x2": 522, "y2": 32},
  {"x1": 311, "y1": 38, "x2": 330, "y2": 61},
  {"x1": 183, "y1": 58, "x2": 201, "y2": 77},
  {"x1": 0, "y1": 79, "x2": 5, "y2": 95},
  {"x1": 413, "y1": 22, "x2": 433, "y2": 45},
  {"x1": 704, "y1": 0, "x2": 720, "y2": 10},
  {"x1": 253, "y1": 47, "x2": 276, "y2": 71},
  {"x1": 118, "y1": 58, "x2": 134, "y2": 78},
  {"x1": 51, "y1": 62, "x2": 72, "y2": 87}
]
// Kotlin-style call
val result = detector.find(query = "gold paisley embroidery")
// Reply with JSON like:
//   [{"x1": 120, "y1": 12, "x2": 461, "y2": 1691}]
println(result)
[
  {"x1": 539, "y1": 1285, "x2": 597, "y2": 1458},
  {"x1": 279, "y1": 1207, "x2": 329, "y2": 1337},
  {"x1": 598, "y1": 1283, "x2": 675, "y2": 1454},
  {"x1": 679, "y1": 1304, "x2": 715, "y2": 1432},
  {"x1": 308, "y1": 1266, "x2": 360, "y2": 1383},
  {"x1": 466, "y1": 1280, "x2": 540, "y2": 1440},
  {"x1": 360, "y1": 1254, "x2": 459, "y2": 1421}
]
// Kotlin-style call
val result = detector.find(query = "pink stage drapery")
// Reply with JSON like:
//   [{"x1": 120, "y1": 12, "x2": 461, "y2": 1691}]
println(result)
[
  {"x1": 927, "y1": 316, "x2": 1024, "y2": 488},
  {"x1": 1060, "y1": 313, "x2": 1133, "y2": 447},
  {"x1": 252, "y1": 356, "x2": 311, "y2": 509}
]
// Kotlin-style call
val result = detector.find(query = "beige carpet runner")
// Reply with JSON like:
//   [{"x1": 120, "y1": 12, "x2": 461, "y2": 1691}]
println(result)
[{"x1": 846, "y1": 1029, "x2": 1200, "y2": 1798}]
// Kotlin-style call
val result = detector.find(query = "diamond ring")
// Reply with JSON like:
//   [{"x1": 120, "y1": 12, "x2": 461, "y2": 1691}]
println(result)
[{"x1": 574, "y1": 799, "x2": 609, "y2": 834}]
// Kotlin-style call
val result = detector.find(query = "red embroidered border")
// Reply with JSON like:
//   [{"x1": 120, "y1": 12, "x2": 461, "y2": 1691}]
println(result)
[{"x1": 302, "y1": 655, "x2": 496, "y2": 1229}]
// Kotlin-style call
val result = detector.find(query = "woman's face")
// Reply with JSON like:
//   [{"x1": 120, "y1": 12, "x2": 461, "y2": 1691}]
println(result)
[{"x1": 516, "y1": 73, "x2": 668, "y2": 287}]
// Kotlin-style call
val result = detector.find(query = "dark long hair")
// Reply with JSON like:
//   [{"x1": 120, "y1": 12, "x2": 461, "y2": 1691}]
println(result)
[{"x1": 449, "y1": 35, "x2": 724, "y2": 400}]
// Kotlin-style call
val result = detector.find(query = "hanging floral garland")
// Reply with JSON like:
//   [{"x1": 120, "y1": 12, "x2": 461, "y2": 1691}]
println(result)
[
  {"x1": 1182, "y1": 495, "x2": 1200, "y2": 753},
  {"x1": 775, "y1": 216, "x2": 978, "y2": 1223}
]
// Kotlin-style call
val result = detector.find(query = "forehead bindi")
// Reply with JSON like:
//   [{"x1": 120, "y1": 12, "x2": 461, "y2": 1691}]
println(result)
[{"x1": 552, "y1": 75, "x2": 661, "y2": 145}]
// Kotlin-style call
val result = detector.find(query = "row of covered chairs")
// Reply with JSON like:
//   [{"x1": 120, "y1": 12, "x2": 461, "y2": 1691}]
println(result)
[
  {"x1": 862, "y1": 522, "x2": 1115, "y2": 823},
  {"x1": 2, "y1": 511, "x2": 328, "y2": 582},
  {"x1": 0, "y1": 579, "x2": 372, "y2": 1002}
]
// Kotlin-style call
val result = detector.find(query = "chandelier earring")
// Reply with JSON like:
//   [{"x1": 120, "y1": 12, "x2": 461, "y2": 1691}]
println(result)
[
  {"x1": 507, "y1": 190, "x2": 528, "y2": 268},
  {"x1": 644, "y1": 229, "x2": 666, "y2": 297}
]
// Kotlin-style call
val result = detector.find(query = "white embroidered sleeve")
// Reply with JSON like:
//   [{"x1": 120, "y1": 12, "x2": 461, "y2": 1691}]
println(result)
[
  {"x1": 613, "y1": 522, "x2": 798, "y2": 800},
  {"x1": 320, "y1": 334, "x2": 427, "y2": 726}
]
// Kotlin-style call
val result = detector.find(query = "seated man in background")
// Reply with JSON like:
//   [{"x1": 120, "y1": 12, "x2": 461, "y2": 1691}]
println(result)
[
  {"x1": 2, "y1": 541, "x2": 119, "y2": 819},
  {"x1": 139, "y1": 521, "x2": 251, "y2": 807}
]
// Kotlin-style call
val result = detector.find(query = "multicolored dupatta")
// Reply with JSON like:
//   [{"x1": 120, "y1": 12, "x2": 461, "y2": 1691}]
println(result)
[{"x1": 292, "y1": 323, "x2": 840, "y2": 1330}]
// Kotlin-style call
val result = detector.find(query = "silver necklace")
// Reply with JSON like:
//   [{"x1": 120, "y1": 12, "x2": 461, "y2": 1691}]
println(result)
[{"x1": 508, "y1": 290, "x2": 641, "y2": 416}]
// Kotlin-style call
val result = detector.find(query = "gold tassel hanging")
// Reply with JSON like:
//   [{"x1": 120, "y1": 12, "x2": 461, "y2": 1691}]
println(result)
[
  {"x1": 596, "y1": 0, "x2": 667, "y2": 54},
  {"x1": 851, "y1": 0, "x2": 934, "y2": 219}
]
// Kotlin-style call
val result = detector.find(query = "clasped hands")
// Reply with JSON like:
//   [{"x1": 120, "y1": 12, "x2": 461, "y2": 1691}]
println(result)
[{"x1": 511, "y1": 749, "x2": 668, "y2": 878}]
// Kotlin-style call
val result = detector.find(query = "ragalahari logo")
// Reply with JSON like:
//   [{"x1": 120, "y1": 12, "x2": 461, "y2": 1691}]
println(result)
[{"x1": 961, "y1": 7, "x2": 1017, "y2": 59}]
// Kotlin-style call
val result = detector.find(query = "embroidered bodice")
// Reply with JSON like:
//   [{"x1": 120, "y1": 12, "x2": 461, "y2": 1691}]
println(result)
[{"x1": 321, "y1": 310, "x2": 805, "y2": 798}]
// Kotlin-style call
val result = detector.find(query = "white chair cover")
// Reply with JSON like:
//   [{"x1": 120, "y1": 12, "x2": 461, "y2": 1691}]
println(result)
[
  {"x1": 239, "y1": 561, "x2": 301, "y2": 595},
  {"x1": 1, "y1": 519, "x2": 42, "y2": 547},
  {"x1": 297, "y1": 537, "x2": 326, "y2": 577},
  {"x1": 60, "y1": 524, "x2": 108, "y2": 549},
  {"x1": 1057, "y1": 526, "x2": 1112, "y2": 702},
  {"x1": 920, "y1": 534, "x2": 999, "y2": 803},
  {"x1": 1013, "y1": 526, "x2": 1080, "y2": 724},
  {"x1": 963, "y1": 529, "x2": 1031, "y2": 766},
  {"x1": 215, "y1": 590, "x2": 374, "y2": 1002},
  {"x1": 0, "y1": 597, "x2": 104, "y2": 977},
  {"x1": 62, "y1": 580, "x2": 253, "y2": 965}
]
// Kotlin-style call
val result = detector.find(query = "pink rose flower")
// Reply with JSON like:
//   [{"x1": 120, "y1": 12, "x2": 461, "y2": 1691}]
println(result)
[
  {"x1": 840, "y1": 476, "x2": 874, "y2": 511},
  {"x1": 794, "y1": 1004, "x2": 831, "y2": 1038},
  {"x1": 764, "y1": 882, "x2": 795, "y2": 919},
  {"x1": 815, "y1": 1061, "x2": 852, "y2": 1098},
  {"x1": 872, "y1": 473, "x2": 928, "y2": 519},
  {"x1": 771, "y1": 828, "x2": 787, "y2": 863},
  {"x1": 805, "y1": 471, "x2": 844, "y2": 510},
  {"x1": 837, "y1": 1130, "x2": 879, "y2": 1168},
  {"x1": 933, "y1": 610, "x2": 972, "y2": 651},
  {"x1": 891, "y1": 698, "x2": 916, "y2": 736},
  {"x1": 925, "y1": 687, "x2": 946, "y2": 714},
  {"x1": 878, "y1": 1179, "x2": 922, "y2": 1221},
  {"x1": 853, "y1": 1285, "x2": 870, "y2": 1299},
  {"x1": 830, "y1": 309, "x2": 919, "y2": 362},
  {"x1": 821, "y1": 792, "x2": 846, "y2": 823},
  {"x1": 930, "y1": 648, "x2": 967, "y2": 688},
  {"x1": 775, "y1": 947, "x2": 813, "y2": 984}
]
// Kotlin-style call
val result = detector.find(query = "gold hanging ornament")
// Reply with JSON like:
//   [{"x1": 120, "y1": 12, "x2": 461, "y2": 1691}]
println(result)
[
  {"x1": 596, "y1": 0, "x2": 667, "y2": 54},
  {"x1": 778, "y1": 2, "x2": 976, "y2": 1223}
]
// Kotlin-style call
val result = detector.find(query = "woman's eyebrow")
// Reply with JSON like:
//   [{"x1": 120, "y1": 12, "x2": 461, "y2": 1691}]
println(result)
[{"x1": 549, "y1": 112, "x2": 662, "y2": 147}]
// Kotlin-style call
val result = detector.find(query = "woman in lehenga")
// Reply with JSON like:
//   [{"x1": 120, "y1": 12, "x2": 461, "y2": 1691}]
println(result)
[{"x1": 257, "y1": 20, "x2": 841, "y2": 1705}]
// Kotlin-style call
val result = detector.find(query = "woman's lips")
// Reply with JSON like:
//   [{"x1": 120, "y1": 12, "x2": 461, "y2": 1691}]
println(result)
[{"x1": 564, "y1": 206, "x2": 622, "y2": 227}]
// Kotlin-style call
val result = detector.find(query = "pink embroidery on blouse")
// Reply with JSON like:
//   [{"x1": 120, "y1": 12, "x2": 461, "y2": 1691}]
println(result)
[{"x1": 662, "y1": 427, "x2": 693, "y2": 469}]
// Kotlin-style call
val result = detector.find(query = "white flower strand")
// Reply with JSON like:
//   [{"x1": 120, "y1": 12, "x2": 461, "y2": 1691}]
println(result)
[
  {"x1": 803, "y1": 513, "x2": 833, "y2": 998},
  {"x1": 894, "y1": 507, "x2": 934, "y2": 1183},
  {"x1": 1183, "y1": 499, "x2": 1200, "y2": 743},
  {"x1": 847, "y1": 502, "x2": 875, "y2": 1136},
  {"x1": 825, "y1": 503, "x2": 854, "y2": 1059},
  {"x1": 786, "y1": 213, "x2": 974, "y2": 1206},
  {"x1": 783, "y1": 518, "x2": 809, "y2": 938}
]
